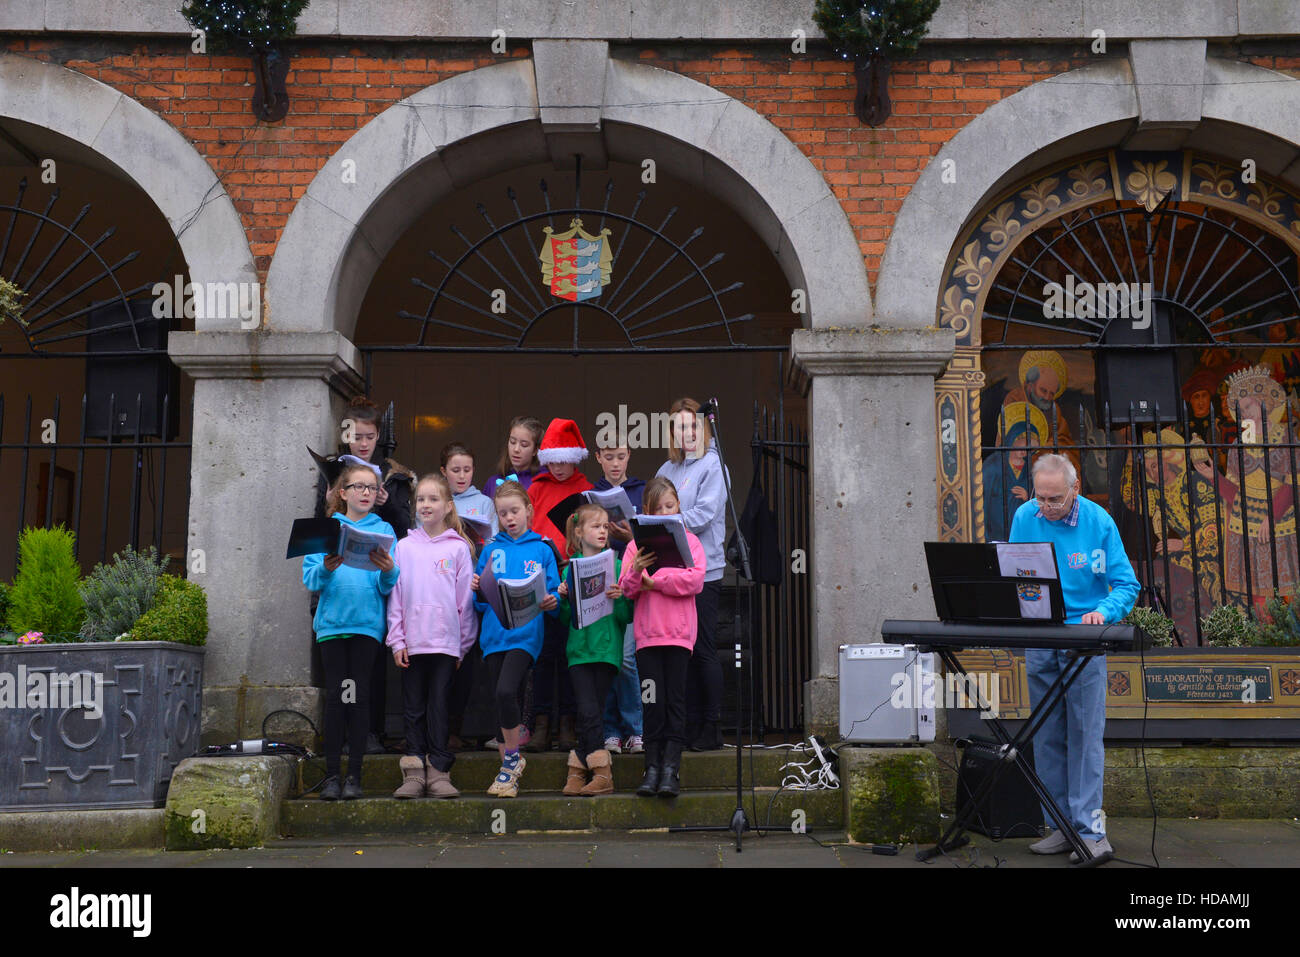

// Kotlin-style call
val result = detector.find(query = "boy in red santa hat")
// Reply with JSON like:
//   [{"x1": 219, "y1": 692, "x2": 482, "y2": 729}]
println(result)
[
  {"x1": 525, "y1": 418, "x2": 595, "y2": 751},
  {"x1": 528, "y1": 418, "x2": 595, "y2": 557}
]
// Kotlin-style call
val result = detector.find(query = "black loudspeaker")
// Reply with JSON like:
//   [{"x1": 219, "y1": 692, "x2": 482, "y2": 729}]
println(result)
[
  {"x1": 85, "y1": 299, "x2": 179, "y2": 439},
  {"x1": 1096, "y1": 303, "x2": 1179, "y2": 424},
  {"x1": 955, "y1": 737, "x2": 1044, "y2": 840}
]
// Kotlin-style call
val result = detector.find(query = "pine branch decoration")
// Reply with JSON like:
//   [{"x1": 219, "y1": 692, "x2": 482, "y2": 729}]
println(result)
[
  {"x1": 181, "y1": 0, "x2": 311, "y2": 54},
  {"x1": 812, "y1": 0, "x2": 941, "y2": 60}
]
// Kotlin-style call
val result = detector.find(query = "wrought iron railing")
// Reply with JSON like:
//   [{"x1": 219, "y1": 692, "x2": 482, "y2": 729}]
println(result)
[
  {"x1": 981, "y1": 398, "x2": 1300, "y2": 646},
  {"x1": 0, "y1": 392, "x2": 191, "y2": 578}
]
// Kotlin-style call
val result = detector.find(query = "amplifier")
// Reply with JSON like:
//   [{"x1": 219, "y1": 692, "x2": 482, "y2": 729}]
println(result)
[
  {"x1": 838, "y1": 643, "x2": 935, "y2": 744},
  {"x1": 955, "y1": 737, "x2": 1043, "y2": 840}
]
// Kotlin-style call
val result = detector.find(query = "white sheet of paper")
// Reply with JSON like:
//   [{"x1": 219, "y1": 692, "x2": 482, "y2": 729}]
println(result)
[
  {"x1": 568, "y1": 548, "x2": 615, "y2": 629},
  {"x1": 995, "y1": 542, "x2": 1057, "y2": 580}
]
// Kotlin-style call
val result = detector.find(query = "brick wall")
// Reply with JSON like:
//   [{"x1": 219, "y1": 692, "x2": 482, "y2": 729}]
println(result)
[{"x1": 4, "y1": 37, "x2": 1299, "y2": 287}]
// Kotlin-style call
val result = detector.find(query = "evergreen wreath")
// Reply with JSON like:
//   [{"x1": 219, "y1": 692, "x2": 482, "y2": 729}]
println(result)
[
  {"x1": 812, "y1": 0, "x2": 941, "y2": 61},
  {"x1": 180, "y1": 0, "x2": 311, "y2": 55}
]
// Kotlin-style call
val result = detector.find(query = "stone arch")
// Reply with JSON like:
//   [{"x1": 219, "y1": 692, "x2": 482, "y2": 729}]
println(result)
[
  {"x1": 875, "y1": 55, "x2": 1300, "y2": 329},
  {"x1": 0, "y1": 54, "x2": 257, "y2": 323},
  {"x1": 266, "y1": 57, "x2": 872, "y2": 339}
]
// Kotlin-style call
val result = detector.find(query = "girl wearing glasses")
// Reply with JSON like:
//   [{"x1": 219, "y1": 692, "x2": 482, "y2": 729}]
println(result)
[{"x1": 303, "y1": 462, "x2": 401, "y2": 800}]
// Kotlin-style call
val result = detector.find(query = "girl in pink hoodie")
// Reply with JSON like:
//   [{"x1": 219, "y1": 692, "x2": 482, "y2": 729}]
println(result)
[
  {"x1": 387, "y1": 474, "x2": 479, "y2": 799},
  {"x1": 618, "y1": 477, "x2": 705, "y2": 799}
]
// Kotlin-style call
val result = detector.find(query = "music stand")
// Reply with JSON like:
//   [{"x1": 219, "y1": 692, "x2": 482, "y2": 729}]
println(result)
[{"x1": 912, "y1": 542, "x2": 1111, "y2": 867}]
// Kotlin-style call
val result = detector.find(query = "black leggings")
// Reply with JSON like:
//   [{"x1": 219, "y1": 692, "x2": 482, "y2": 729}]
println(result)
[
  {"x1": 569, "y1": 662, "x2": 617, "y2": 762},
  {"x1": 319, "y1": 635, "x2": 377, "y2": 779},
  {"x1": 686, "y1": 580, "x2": 723, "y2": 725},
  {"x1": 400, "y1": 653, "x2": 458, "y2": 772},
  {"x1": 637, "y1": 645, "x2": 691, "y2": 748},
  {"x1": 483, "y1": 649, "x2": 533, "y2": 734}
]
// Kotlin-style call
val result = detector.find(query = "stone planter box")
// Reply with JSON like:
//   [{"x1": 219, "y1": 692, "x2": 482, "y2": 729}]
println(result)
[{"x1": 0, "y1": 641, "x2": 203, "y2": 811}]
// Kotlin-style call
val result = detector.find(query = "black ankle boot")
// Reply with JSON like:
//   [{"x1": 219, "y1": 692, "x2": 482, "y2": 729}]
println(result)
[
  {"x1": 657, "y1": 741, "x2": 682, "y2": 798},
  {"x1": 690, "y1": 720, "x2": 723, "y2": 752},
  {"x1": 636, "y1": 742, "x2": 662, "y2": 797}
]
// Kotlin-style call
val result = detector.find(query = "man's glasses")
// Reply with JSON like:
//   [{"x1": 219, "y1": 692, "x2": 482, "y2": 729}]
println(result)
[
  {"x1": 1034, "y1": 493, "x2": 1070, "y2": 508},
  {"x1": 344, "y1": 483, "x2": 378, "y2": 493}
]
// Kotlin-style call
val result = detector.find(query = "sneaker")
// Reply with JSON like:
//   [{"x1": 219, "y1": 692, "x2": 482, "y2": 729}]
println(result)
[
  {"x1": 604, "y1": 736, "x2": 623, "y2": 755},
  {"x1": 341, "y1": 777, "x2": 364, "y2": 800},
  {"x1": 365, "y1": 732, "x2": 386, "y2": 755},
  {"x1": 483, "y1": 737, "x2": 501, "y2": 751},
  {"x1": 319, "y1": 775, "x2": 342, "y2": 801},
  {"x1": 624, "y1": 735, "x2": 644, "y2": 754},
  {"x1": 518, "y1": 726, "x2": 532, "y2": 750},
  {"x1": 1029, "y1": 829, "x2": 1071, "y2": 855},
  {"x1": 1069, "y1": 836, "x2": 1114, "y2": 864},
  {"x1": 486, "y1": 753, "x2": 526, "y2": 798}
]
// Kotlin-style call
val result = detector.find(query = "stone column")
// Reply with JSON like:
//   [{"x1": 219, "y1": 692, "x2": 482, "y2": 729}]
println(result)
[
  {"x1": 790, "y1": 326, "x2": 955, "y2": 736},
  {"x1": 169, "y1": 331, "x2": 364, "y2": 745}
]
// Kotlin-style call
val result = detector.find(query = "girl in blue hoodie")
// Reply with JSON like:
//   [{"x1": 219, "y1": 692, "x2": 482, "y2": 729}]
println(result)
[
  {"x1": 303, "y1": 462, "x2": 400, "y2": 801},
  {"x1": 472, "y1": 480, "x2": 560, "y2": 797}
]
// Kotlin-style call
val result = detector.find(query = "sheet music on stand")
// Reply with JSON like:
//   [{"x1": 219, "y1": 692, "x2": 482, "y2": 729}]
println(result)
[{"x1": 993, "y1": 542, "x2": 1058, "y2": 620}]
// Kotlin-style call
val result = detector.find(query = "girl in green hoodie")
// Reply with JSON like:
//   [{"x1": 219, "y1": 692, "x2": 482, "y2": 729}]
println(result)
[{"x1": 556, "y1": 504, "x2": 632, "y2": 796}]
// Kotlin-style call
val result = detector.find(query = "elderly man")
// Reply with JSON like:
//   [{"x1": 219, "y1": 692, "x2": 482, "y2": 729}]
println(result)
[{"x1": 1010, "y1": 453, "x2": 1139, "y2": 863}]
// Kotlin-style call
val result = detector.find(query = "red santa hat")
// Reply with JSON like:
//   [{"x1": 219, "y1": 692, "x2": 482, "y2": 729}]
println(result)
[{"x1": 537, "y1": 418, "x2": 589, "y2": 466}]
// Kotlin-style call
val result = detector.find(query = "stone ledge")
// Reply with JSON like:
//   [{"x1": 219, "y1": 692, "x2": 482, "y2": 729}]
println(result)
[
  {"x1": 15, "y1": 0, "x2": 1286, "y2": 41},
  {"x1": 164, "y1": 755, "x2": 297, "y2": 850},
  {"x1": 168, "y1": 330, "x2": 364, "y2": 392},
  {"x1": 0, "y1": 808, "x2": 164, "y2": 852},
  {"x1": 789, "y1": 326, "x2": 956, "y2": 394}
]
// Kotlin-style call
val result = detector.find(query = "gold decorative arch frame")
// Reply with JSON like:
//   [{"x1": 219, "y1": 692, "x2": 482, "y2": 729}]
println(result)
[{"x1": 933, "y1": 149, "x2": 1300, "y2": 542}]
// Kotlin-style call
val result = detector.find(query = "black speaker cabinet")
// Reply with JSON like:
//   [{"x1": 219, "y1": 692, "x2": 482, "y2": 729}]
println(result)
[
  {"x1": 1096, "y1": 304, "x2": 1179, "y2": 424},
  {"x1": 85, "y1": 299, "x2": 179, "y2": 439},
  {"x1": 955, "y1": 737, "x2": 1044, "y2": 840}
]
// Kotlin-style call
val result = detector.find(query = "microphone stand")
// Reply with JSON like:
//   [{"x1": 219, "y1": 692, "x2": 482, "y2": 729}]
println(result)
[{"x1": 668, "y1": 398, "x2": 756, "y2": 851}]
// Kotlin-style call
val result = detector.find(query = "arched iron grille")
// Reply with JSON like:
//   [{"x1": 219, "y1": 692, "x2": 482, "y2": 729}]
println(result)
[
  {"x1": 982, "y1": 198, "x2": 1300, "y2": 351},
  {"x1": 0, "y1": 177, "x2": 155, "y2": 357},
  {"x1": 387, "y1": 164, "x2": 784, "y2": 355}
]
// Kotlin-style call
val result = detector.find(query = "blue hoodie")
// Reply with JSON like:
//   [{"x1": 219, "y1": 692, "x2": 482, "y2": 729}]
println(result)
[
  {"x1": 592, "y1": 475, "x2": 645, "y2": 558},
  {"x1": 303, "y1": 511, "x2": 400, "y2": 642},
  {"x1": 473, "y1": 528, "x2": 560, "y2": 660}
]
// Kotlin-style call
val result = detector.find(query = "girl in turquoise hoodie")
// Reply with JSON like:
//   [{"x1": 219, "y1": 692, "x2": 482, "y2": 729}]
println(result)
[
  {"x1": 303, "y1": 462, "x2": 400, "y2": 801},
  {"x1": 472, "y1": 481, "x2": 560, "y2": 797}
]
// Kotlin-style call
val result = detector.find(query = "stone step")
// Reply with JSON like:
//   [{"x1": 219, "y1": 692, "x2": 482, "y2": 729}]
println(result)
[
  {"x1": 301, "y1": 748, "x2": 800, "y2": 794},
  {"x1": 281, "y1": 788, "x2": 842, "y2": 837}
]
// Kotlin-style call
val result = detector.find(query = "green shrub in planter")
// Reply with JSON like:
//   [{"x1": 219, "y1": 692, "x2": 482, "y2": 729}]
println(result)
[
  {"x1": 0, "y1": 581, "x2": 10, "y2": 627},
  {"x1": 1123, "y1": 606, "x2": 1176, "y2": 647},
  {"x1": 1200, "y1": 604, "x2": 1256, "y2": 648},
  {"x1": 1253, "y1": 596, "x2": 1300, "y2": 647},
  {"x1": 126, "y1": 574, "x2": 207, "y2": 646},
  {"x1": 78, "y1": 545, "x2": 169, "y2": 641},
  {"x1": 6, "y1": 525, "x2": 83, "y2": 638}
]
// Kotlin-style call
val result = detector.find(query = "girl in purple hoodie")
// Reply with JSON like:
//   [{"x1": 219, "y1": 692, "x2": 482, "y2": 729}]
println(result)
[{"x1": 387, "y1": 474, "x2": 479, "y2": 799}]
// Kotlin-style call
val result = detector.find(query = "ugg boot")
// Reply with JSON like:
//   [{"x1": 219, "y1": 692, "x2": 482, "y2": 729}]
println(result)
[
  {"x1": 525, "y1": 714, "x2": 551, "y2": 752},
  {"x1": 394, "y1": 756, "x2": 426, "y2": 798},
  {"x1": 563, "y1": 749, "x2": 589, "y2": 796},
  {"x1": 580, "y1": 749, "x2": 614, "y2": 796},
  {"x1": 636, "y1": 741, "x2": 662, "y2": 797},
  {"x1": 424, "y1": 764, "x2": 460, "y2": 799},
  {"x1": 657, "y1": 741, "x2": 682, "y2": 798},
  {"x1": 557, "y1": 714, "x2": 578, "y2": 751}
]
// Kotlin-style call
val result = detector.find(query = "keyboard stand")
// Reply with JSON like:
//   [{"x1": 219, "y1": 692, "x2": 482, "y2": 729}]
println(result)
[{"x1": 916, "y1": 646, "x2": 1111, "y2": 867}]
